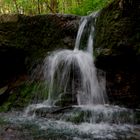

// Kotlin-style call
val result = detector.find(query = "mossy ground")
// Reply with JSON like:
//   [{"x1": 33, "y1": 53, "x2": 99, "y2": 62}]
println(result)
[{"x1": 0, "y1": 82, "x2": 48, "y2": 112}]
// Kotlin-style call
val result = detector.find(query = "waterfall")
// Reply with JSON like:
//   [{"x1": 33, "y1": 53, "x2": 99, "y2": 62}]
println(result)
[
  {"x1": 43, "y1": 13, "x2": 108, "y2": 106},
  {"x1": 3, "y1": 13, "x2": 139, "y2": 140}
]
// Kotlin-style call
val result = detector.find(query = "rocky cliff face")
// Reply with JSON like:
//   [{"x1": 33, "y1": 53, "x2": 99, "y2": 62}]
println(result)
[
  {"x1": 0, "y1": 0, "x2": 140, "y2": 110},
  {"x1": 94, "y1": 0, "x2": 140, "y2": 107},
  {"x1": 0, "y1": 14, "x2": 80, "y2": 86},
  {"x1": 0, "y1": 14, "x2": 80, "y2": 110}
]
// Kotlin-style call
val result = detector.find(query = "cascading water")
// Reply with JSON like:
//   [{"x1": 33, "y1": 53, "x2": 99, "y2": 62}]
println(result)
[
  {"x1": 1, "y1": 13, "x2": 139, "y2": 140},
  {"x1": 43, "y1": 13, "x2": 108, "y2": 106}
]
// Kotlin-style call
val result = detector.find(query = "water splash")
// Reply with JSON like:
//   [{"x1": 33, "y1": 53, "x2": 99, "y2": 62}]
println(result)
[
  {"x1": 43, "y1": 13, "x2": 108, "y2": 106},
  {"x1": 2, "y1": 105, "x2": 139, "y2": 140},
  {"x1": 3, "y1": 13, "x2": 139, "y2": 140}
]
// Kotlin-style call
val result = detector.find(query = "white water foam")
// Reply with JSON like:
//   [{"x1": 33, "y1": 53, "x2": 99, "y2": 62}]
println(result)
[{"x1": 43, "y1": 13, "x2": 108, "y2": 106}]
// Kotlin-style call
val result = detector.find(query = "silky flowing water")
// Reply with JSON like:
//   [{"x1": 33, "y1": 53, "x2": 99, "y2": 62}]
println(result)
[
  {"x1": 42, "y1": 13, "x2": 107, "y2": 106},
  {"x1": 0, "y1": 13, "x2": 140, "y2": 140}
]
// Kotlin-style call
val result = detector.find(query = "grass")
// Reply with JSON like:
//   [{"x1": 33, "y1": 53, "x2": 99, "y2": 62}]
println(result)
[{"x1": 0, "y1": 82, "x2": 48, "y2": 112}]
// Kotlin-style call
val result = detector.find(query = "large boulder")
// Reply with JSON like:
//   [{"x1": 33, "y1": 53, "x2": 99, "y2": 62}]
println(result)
[
  {"x1": 94, "y1": 0, "x2": 140, "y2": 107},
  {"x1": 0, "y1": 14, "x2": 80, "y2": 86},
  {"x1": 0, "y1": 14, "x2": 80, "y2": 110}
]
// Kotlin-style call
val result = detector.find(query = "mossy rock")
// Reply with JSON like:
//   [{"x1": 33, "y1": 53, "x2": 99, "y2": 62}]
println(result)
[
  {"x1": 94, "y1": 0, "x2": 140, "y2": 57},
  {"x1": 55, "y1": 92, "x2": 77, "y2": 107},
  {"x1": 0, "y1": 82, "x2": 48, "y2": 112},
  {"x1": 0, "y1": 14, "x2": 80, "y2": 86},
  {"x1": 0, "y1": 14, "x2": 80, "y2": 51},
  {"x1": 94, "y1": 0, "x2": 140, "y2": 108},
  {"x1": 0, "y1": 14, "x2": 80, "y2": 110}
]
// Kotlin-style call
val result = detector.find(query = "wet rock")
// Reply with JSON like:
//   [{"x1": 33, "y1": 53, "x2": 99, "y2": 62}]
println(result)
[
  {"x1": 0, "y1": 14, "x2": 80, "y2": 110},
  {"x1": 0, "y1": 14, "x2": 80, "y2": 85},
  {"x1": 95, "y1": 0, "x2": 140, "y2": 107},
  {"x1": 55, "y1": 93, "x2": 77, "y2": 107}
]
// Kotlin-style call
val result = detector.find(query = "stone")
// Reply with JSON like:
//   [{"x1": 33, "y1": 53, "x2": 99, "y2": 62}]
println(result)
[
  {"x1": 0, "y1": 14, "x2": 80, "y2": 110},
  {"x1": 94, "y1": 0, "x2": 140, "y2": 107},
  {"x1": 0, "y1": 14, "x2": 80, "y2": 85}
]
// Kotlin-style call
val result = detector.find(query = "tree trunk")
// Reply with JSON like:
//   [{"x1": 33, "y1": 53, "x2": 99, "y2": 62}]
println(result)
[
  {"x1": 37, "y1": 0, "x2": 41, "y2": 14},
  {"x1": 50, "y1": 0, "x2": 58, "y2": 13}
]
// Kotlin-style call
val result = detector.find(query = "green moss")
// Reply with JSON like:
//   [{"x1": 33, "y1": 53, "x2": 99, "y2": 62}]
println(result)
[
  {"x1": 0, "y1": 117, "x2": 8, "y2": 125},
  {"x1": 66, "y1": 111, "x2": 85, "y2": 124},
  {"x1": 0, "y1": 102, "x2": 11, "y2": 112},
  {"x1": 0, "y1": 82, "x2": 48, "y2": 112},
  {"x1": 94, "y1": 0, "x2": 140, "y2": 57}
]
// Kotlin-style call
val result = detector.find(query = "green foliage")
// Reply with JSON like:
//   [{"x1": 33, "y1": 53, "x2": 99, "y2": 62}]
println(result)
[
  {"x1": 68, "y1": 0, "x2": 113, "y2": 16},
  {"x1": 0, "y1": 0, "x2": 112, "y2": 15}
]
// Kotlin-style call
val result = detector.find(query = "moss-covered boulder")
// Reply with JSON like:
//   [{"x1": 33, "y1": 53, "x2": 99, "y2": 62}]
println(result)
[
  {"x1": 94, "y1": 0, "x2": 140, "y2": 107},
  {"x1": 0, "y1": 14, "x2": 80, "y2": 111},
  {"x1": 0, "y1": 14, "x2": 80, "y2": 86}
]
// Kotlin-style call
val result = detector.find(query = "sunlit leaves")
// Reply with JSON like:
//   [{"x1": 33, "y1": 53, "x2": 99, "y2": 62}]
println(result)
[
  {"x1": 69, "y1": 0, "x2": 113, "y2": 15},
  {"x1": 0, "y1": 0, "x2": 112, "y2": 15}
]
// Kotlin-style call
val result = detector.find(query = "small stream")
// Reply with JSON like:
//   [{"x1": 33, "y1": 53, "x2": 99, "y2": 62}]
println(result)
[{"x1": 0, "y1": 105, "x2": 140, "y2": 140}]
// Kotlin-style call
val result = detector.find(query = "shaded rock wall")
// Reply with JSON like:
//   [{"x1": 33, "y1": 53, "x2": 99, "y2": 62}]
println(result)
[
  {"x1": 0, "y1": 2, "x2": 140, "y2": 109},
  {"x1": 95, "y1": 0, "x2": 140, "y2": 107},
  {"x1": 0, "y1": 14, "x2": 80, "y2": 110},
  {"x1": 0, "y1": 14, "x2": 80, "y2": 86}
]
